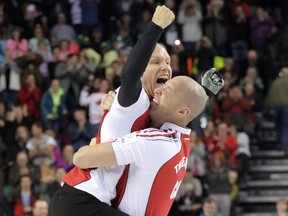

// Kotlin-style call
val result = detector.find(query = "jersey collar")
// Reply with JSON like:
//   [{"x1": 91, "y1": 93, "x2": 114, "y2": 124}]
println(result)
[{"x1": 160, "y1": 122, "x2": 191, "y2": 135}]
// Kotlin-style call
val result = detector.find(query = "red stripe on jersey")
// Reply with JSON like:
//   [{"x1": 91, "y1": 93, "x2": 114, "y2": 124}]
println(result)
[
  {"x1": 111, "y1": 165, "x2": 130, "y2": 208},
  {"x1": 62, "y1": 167, "x2": 91, "y2": 186},
  {"x1": 112, "y1": 108, "x2": 150, "y2": 208},
  {"x1": 144, "y1": 133, "x2": 190, "y2": 216},
  {"x1": 96, "y1": 110, "x2": 109, "y2": 144},
  {"x1": 131, "y1": 108, "x2": 150, "y2": 132},
  {"x1": 136, "y1": 131, "x2": 177, "y2": 138}
]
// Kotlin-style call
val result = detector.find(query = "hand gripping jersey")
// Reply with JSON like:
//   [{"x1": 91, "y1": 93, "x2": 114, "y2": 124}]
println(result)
[{"x1": 112, "y1": 122, "x2": 191, "y2": 216}]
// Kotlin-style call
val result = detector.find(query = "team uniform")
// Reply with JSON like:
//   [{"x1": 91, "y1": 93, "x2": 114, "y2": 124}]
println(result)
[
  {"x1": 51, "y1": 22, "x2": 164, "y2": 216},
  {"x1": 112, "y1": 123, "x2": 191, "y2": 216}
]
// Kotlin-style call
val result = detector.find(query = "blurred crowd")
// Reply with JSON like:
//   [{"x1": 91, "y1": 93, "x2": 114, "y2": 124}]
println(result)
[{"x1": 0, "y1": 0, "x2": 288, "y2": 215}]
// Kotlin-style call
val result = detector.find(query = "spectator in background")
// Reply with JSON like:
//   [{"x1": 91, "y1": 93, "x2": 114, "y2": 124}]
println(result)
[
  {"x1": 8, "y1": 151, "x2": 37, "y2": 188},
  {"x1": 40, "y1": 79, "x2": 67, "y2": 133},
  {"x1": 90, "y1": 26, "x2": 106, "y2": 55},
  {"x1": 159, "y1": 0, "x2": 179, "y2": 52},
  {"x1": 38, "y1": 15, "x2": 51, "y2": 39},
  {"x1": 207, "y1": 153, "x2": 231, "y2": 216},
  {"x1": 67, "y1": 108, "x2": 95, "y2": 151},
  {"x1": 48, "y1": 46, "x2": 62, "y2": 80},
  {"x1": 200, "y1": 197, "x2": 221, "y2": 216},
  {"x1": 187, "y1": 131, "x2": 207, "y2": 182},
  {"x1": 265, "y1": 67, "x2": 288, "y2": 149},
  {"x1": 117, "y1": 12, "x2": 137, "y2": 41},
  {"x1": 0, "y1": 105, "x2": 20, "y2": 162},
  {"x1": 239, "y1": 66, "x2": 264, "y2": 93},
  {"x1": 230, "y1": 124, "x2": 251, "y2": 181},
  {"x1": 15, "y1": 48, "x2": 43, "y2": 87},
  {"x1": 26, "y1": 122, "x2": 57, "y2": 166},
  {"x1": 221, "y1": 57, "x2": 237, "y2": 84},
  {"x1": 58, "y1": 40, "x2": 70, "y2": 61},
  {"x1": 54, "y1": 144, "x2": 74, "y2": 172},
  {"x1": 55, "y1": 54, "x2": 90, "y2": 116},
  {"x1": 276, "y1": 198, "x2": 288, "y2": 216},
  {"x1": 37, "y1": 40, "x2": 53, "y2": 92},
  {"x1": 229, "y1": 5, "x2": 250, "y2": 62},
  {"x1": 39, "y1": 161, "x2": 55, "y2": 199},
  {"x1": 244, "y1": 82, "x2": 264, "y2": 116},
  {"x1": 39, "y1": 164, "x2": 66, "y2": 203},
  {"x1": 177, "y1": 0, "x2": 203, "y2": 57},
  {"x1": 6, "y1": 26, "x2": 28, "y2": 60},
  {"x1": 216, "y1": 71, "x2": 233, "y2": 106},
  {"x1": 202, "y1": 120, "x2": 216, "y2": 145},
  {"x1": 108, "y1": 25, "x2": 134, "y2": 50},
  {"x1": 29, "y1": 25, "x2": 51, "y2": 53},
  {"x1": 0, "y1": 50, "x2": 21, "y2": 105},
  {"x1": 79, "y1": 78, "x2": 109, "y2": 134},
  {"x1": 51, "y1": 13, "x2": 76, "y2": 43},
  {"x1": 8, "y1": 125, "x2": 30, "y2": 162},
  {"x1": 177, "y1": 168, "x2": 203, "y2": 200},
  {"x1": 18, "y1": 74, "x2": 42, "y2": 127},
  {"x1": 176, "y1": 183, "x2": 202, "y2": 216},
  {"x1": 193, "y1": 36, "x2": 217, "y2": 81},
  {"x1": 80, "y1": 44, "x2": 101, "y2": 71},
  {"x1": 32, "y1": 199, "x2": 49, "y2": 216},
  {"x1": 249, "y1": 6, "x2": 277, "y2": 60},
  {"x1": 13, "y1": 175, "x2": 38, "y2": 216},
  {"x1": 221, "y1": 86, "x2": 255, "y2": 133},
  {"x1": 203, "y1": 0, "x2": 228, "y2": 56},
  {"x1": 106, "y1": 60, "x2": 124, "y2": 89},
  {"x1": 238, "y1": 49, "x2": 276, "y2": 90},
  {"x1": 206, "y1": 122, "x2": 238, "y2": 168},
  {"x1": 69, "y1": 0, "x2": 82, "y2": 34},
  {"x1": 136, "y1": 8, "x2": 153, "y2": 36},
  {"x1": 22, "y1": 3, "x2": 41, "y2": 39}
]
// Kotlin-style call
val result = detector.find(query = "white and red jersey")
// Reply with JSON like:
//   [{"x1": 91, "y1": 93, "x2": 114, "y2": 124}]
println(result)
[
  {"x1": 112, "y1": 122, "x2": 191, "y2": 216},
  {"x1": 62, "y1": 88, "x2": 151, "y2": 204},
  {"x1": 79, "y1": 90, "x2": 106, "y2": 125},
  {"x1": 99, "y1": 87, "x2": 150, "y2": 142}
]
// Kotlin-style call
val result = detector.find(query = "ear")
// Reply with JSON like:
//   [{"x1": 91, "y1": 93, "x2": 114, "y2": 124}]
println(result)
[{"x1": 178, "y1": 106, "x2": 191, "y2": 117}]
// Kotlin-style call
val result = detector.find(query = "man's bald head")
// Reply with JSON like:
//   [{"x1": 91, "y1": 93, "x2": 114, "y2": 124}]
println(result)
[
  {"x1": 150, "y1": 76, "x2": 208, "y2": 128},
  {"x1": 176, "y1": 76, "x2": 208, "y2": 121}
]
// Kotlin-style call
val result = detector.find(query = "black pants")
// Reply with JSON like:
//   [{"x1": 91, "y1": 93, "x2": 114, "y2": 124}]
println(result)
[{"x1": 50, "y1": 184, "x2": 129, "y2": 216}]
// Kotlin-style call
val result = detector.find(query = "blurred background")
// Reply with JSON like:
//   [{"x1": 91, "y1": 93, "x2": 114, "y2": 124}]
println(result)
[{"x1": 0, "y1": 0, "x2": 288, "y2": 215}]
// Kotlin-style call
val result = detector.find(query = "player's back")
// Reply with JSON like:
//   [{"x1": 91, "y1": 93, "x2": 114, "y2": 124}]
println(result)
[{"x1": 112, "y1": 123, "x2": 191, "y2": 216}]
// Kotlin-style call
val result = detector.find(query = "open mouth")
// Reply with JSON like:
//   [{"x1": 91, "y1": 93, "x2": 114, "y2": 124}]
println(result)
[
  {"x1": 150, "y1": 99, "x2": 158, "y2": 110},
  {"x1": 156, "y1": 76, "x2": 169, "y2": 84}
]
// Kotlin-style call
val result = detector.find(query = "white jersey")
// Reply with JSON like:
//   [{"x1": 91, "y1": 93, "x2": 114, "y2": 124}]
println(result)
[
  {"x1": 79, "y1": 90, "x2": 106, "y2": 124},
  {"x1": 63, "y1": 87, "x2": 151, "y2": 204},
  {"x1": 112, "y1": 123, "x2": 191, "y2": 216}
]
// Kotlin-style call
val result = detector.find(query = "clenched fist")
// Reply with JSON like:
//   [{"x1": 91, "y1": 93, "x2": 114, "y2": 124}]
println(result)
[{"x1": 152, "y1": 5, "x2": 175, "y2": 29}]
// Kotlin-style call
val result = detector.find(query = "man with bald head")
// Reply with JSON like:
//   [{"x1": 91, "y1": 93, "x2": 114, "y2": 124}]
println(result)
[{"x1": 73, "y1": 76, "x2": 209, "y2": 216}]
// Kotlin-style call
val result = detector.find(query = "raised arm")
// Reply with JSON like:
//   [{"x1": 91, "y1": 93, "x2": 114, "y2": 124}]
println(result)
[{"x1": 118, "y1": 5, "x2": 175, "y2": 107}]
